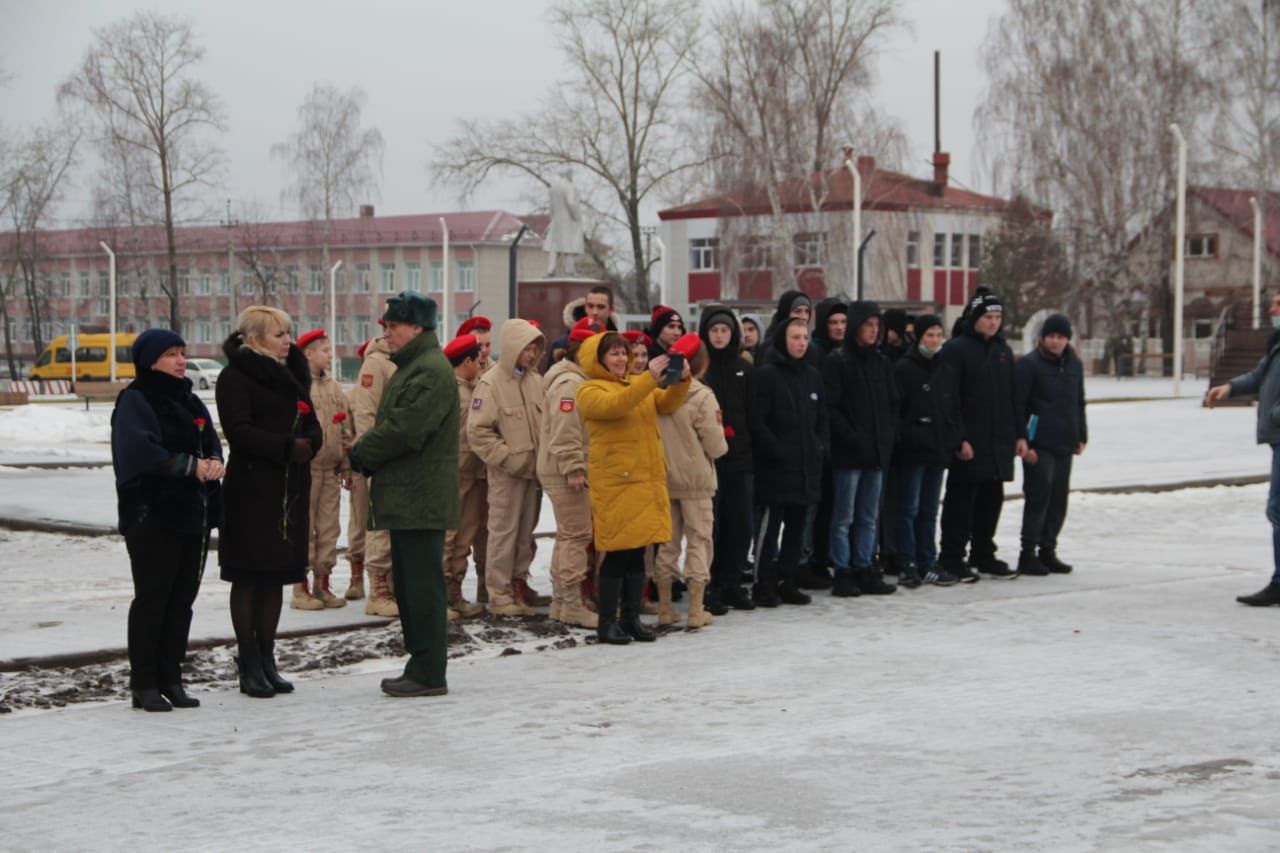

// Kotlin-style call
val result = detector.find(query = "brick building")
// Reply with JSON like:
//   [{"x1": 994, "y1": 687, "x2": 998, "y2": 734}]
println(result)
[{"x1": 1, "y1": 208, "x2": 546, "y2": 375}]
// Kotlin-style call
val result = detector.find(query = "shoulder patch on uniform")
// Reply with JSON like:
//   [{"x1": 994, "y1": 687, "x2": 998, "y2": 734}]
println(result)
[
  {"x1": 472, "y1": 397, "x2": 483, "y2": 410},
  {"x1": 560, "y1": 398, "x2": 575, "y2": 413},
  {"x1": 360, "y1": 374, "x2": 373, "y2": 388},
  {"x1": 715, "y1": 409, "x2": 723, "y2": 424}
]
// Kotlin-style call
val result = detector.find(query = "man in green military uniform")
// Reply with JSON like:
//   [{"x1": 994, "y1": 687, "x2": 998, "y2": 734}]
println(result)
[{"x1": 350, "y1": 291, "x2": 460, "y2": 697}]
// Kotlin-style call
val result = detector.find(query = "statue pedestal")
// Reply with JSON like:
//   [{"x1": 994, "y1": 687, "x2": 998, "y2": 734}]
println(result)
[{"x1": 517, "y1": 277, "x2": 613, "y2": 339}]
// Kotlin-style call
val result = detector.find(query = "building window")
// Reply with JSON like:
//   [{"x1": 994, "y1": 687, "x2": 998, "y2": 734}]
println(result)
[
  {"x1": 335, "y1": 320, "x2": 348, "y2": 345},
  {"x1": 933, "y1": 233, "x2": 948, "y2": 267},
  {"x1": 197, "y1": 320, "x2": 211, "y2": 343},
  {"x1": 40, "y1": 318, "x2": 53, "y2": 341},
  {"x1": 60, "y1": 272, "x2": 71, "y2": 297},
  {"x1": 405, "y1": 262, "x2": 421, "y2": 292},
  {"x1": 950, "y1": 233, "x2": 964, "y2": 268},
  {"x1": 380, "y1": 263, "x2": 396, "y2": 291},
  {"x1": 741, "y1": 236, "x2": 772, "y2": 271},
  {"x1": 179, "y1": 269, "x2": 191, "y2": 295},
  {"x1": 218, "y1": 270, "x2": 230, "y2": 294},
  {"x1": 455, "y1": 260, "x2": 475, "y2": 293},
  {"x1": 240, "y1": 268, "x2": 254, "y2": 294},
  {"x1": 690, "y1": 237, "x2": 720, "y2": 271},
  {"x1": 198, "y1": 271, "x2": 211, "y2": 295},
  {"x1": 906, "y1": 231, "x2": 920, "y2": 268},
  {"x1": 79, "y1": 271, "x2": 90, "y2": 297},
  {"x1": 354, "y1": 263, "x2": 371, "y2": 292},
  {"x1": 218, "y1": 320, "x2": 230, "y2": 341},
  {"x1": 308, "y1": 265, "x2": 323, "y2": 293},
  {"x1": 1187, "y1": 234, "x2": 1218, "y2": 258},
  {"x1": 429, "y1": 261, "x2": 444, "y2": 293},
  {"x1": 968, "y1": 235, "x2": 982, "y2": 270},
  {"x1": 96, "y1": 296, "x2": 109, "y2": 315},
  {"x1": 793, "y1": 232, "x2": 826, "y2": 267},
  {"x1": 286, "y1": 265, "x2": 299, "y2": 293},
  {"x1": 135, "y1": 272, "x2": 148, "y2": 295},
  {"x1": 355, "y1": 315, "x2": 372, "y2": 343}
]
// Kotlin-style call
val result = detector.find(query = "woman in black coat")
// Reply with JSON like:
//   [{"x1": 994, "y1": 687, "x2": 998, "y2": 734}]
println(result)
[
  {"x1": 216, "y1": 306, "x2": 322, "y2": 698},
  {"x1": 111, "y1": 329, "x2": 224, "y2": 712},
  {"x1": 752, "y1": 318, "x2": 827, "y2": 606}
]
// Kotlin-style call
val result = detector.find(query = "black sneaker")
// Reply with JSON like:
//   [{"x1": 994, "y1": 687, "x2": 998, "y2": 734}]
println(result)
[
  {"x1": 752, "y1": 582, "x2": 781, "y2": 608},
  {"x1": 1039, "y1": 552, "x2": 1074, "y2": 574},
  {"x1": 704, "y1": 589, "x2": 729, "y2": 616},
  {"x1": 972, "y1": 557, "x2": 1019, "y2": 579},
  {"x1": 854, "y1": 567, "x2": 897, "y2": 595},
  {"x1": 726, "y1": 585, "x2": 757, "y2": 611},
  {"x1": 777, "y1": 580, "x2": 812, "y2": 605},
  {"x1": 943, "y1": 559, "x2": 979, "y2": 583},
  {"x1": 898, "y1": 564, "x2": 923, "y2": 588},
  {"x1": 1017, "y1": 551, "x2": 1050, "y2": 577},
  {"x1": 1236, "y1": 582, "x2": 1280, "y2": 606},
  {"x1": 796, "y1": 564, "x2": 834, "y2": 590},
  {"x1": 922, "y1": 565, "x2": 959, "y2": 587},
  {"x1": 831, "y1": 571, "x2": 861, "y2": 597}
]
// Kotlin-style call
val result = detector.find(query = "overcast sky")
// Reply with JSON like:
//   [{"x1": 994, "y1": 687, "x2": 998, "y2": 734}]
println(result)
[{"x1": 1, "y1": 0, "x2": 1003, "y2": 229}]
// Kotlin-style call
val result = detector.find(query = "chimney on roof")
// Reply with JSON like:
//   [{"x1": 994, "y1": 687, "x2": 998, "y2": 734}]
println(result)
[
  {"x1": 932, "y1": 152, "x2": 950, "y2": 194},
  {"x1": 359, "y1": 204, "x2": 375, "y2": 218}
]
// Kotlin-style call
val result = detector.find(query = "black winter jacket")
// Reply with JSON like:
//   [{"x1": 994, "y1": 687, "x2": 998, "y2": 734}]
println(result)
[
  {"x1": 1014, "y1": 346, "x2": 1087, "y2": 456},
  {"x1": 111, "y1": 369, "x2": 223, "y2": 536},
  {"x1": 805, "y1": 297, "x2": 847, "y2": 369},
  {"x1": 753, "y1": 332, "x2": 827, "y2": 506},
  {"x1": 938, "y1": 328, "x2": 1025, "y2": 482},
  {"x1": 893, "y1": 349, "x2": 964, "y2": 467},
  {"x1": 699, "y1": 304, "x2": 755, "y2": 475}
]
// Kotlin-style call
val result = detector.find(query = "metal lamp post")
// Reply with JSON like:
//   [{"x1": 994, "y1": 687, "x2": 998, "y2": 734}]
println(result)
[
  {"x1": 329, "y1": 260, "x2": 343, "y2": 378},
  {"x1": 844, "y1": 157, "x2": 863, "y2": 300},
  {"x1": 440, "y1": 218, "x2": 451, "y2": 339},
  {"x1": 1250, "y1": 196, "x2": 1262, "y2": 330},
  {"x1": 1169, "y1": 124, "x2": 1186, "y2": 396},
  {"x1": 99, "y1": 241, "x2": 116, "y2": 383}
]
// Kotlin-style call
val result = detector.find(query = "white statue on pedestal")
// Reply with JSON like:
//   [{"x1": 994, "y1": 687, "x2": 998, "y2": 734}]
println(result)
[{"x1": 545, "y1": 171, "x2": 584, "y2": 277}]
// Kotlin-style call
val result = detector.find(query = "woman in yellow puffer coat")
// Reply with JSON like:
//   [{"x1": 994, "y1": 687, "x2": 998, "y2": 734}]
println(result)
[{"x1": 576, "y1": 331, "x2": 690, "y2": 644}]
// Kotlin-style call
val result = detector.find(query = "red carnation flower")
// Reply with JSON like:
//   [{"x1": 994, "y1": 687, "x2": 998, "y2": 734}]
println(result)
[
  {"x1": 297, "y1": 401, "x2": 312, "y2": 415},
  {"x1": 193, "y1": 417, "x2": 208, "y2": 427},
  {"x1": 332, "y1": 411, "x2": 347, "y2": 424},
  {"x1": 724, "y1": 425, "x2": 736, "y2": 439}
]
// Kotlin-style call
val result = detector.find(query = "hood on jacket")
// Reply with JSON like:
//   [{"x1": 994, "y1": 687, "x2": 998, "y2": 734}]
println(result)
[
  {"x1": 561, "y1": 296, "x2": 587, "y2": 330},
  {"x1": 767, "y1": 290, "x2": 812, "y2": 332},
  {"x1": 770, "y1": 319, "x2": 811, "y2": 365},
  {"x1": 811, "y1": 297, "x2": 848, "y2": 349},
  {"x1": 497, "y1": 318, "x2": 546, "y2": 373},
  {"x1": 843, "y1": 300, "x2": 882, "y2": 352},
  {"x1": 698, "y1": 304, "x2": 742, "y2": 362},
  {"x1": 362, "y1": 335, "x2": 391, "y2": 361},
  {"x1": 578, "y1": 331, "x2": 631, "y2": 384}
]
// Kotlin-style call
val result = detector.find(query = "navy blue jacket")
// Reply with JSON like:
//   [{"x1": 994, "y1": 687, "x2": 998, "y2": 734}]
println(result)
[
  {"x1": 1015, "y1": 346, "x2": 1088, "y2": 456},
  {"x1": 111, "y1": 369, "x2": 223, "y2": 536}
]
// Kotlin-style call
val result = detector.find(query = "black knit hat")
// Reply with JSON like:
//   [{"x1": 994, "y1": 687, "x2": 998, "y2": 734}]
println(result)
[
  {"x1": 912, "y1": 313, "x2": 944, "y2": 339},
  {"x1": 132, "y1": 328, "x2": 186, "y2": 371},
  {"x1": 1041, "y1": 313, "x2": 1073, "y2": 340},
  {"x1": 967, "y1": 292, "x2": 1004, "y2": 322},
  {"x1": 883, "y1": 308, "x2": 909, "y2": 337}
]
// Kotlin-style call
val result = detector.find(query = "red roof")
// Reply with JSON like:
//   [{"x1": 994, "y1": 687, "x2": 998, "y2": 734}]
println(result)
[
  {"x1": 1192, "y1": 187, "x2": 1280, "y2": 259},
  {"x1": 659, "y1": 160, "x2": 1040, "y2": 221},
  {"x1": 3, "y1": 210, "x2": 541, "y2": 257}
]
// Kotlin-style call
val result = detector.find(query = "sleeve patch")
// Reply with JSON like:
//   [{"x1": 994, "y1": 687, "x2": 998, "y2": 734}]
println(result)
[
  {"x1": 472, "y1": 397, "x2": 483, "y2": 411},
  {"x1": 559, "y1": 398, "x2": 575, "y2": 413},
  {"x1": 360, "y1": 374, "x2": 373, "y2": 388}
]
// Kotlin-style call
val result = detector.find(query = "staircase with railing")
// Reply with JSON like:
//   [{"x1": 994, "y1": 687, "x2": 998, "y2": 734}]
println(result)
[{"x1": 1209, "y1": 300, "x2": 1271, "y2": 404}]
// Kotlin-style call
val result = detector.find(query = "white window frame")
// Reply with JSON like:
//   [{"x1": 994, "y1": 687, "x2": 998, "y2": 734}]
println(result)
[
  {"x1": 354, "y1": 263, "x2": 371, "y2": 293},
  {"x1": 405, "y1": 262, "x2": 421, "y2": 292},
  {"x1": 933, "y1": 233, "x2": 948, "y2": 268},
  {"x1": 428, "y1": 261, "x2": 444, "y2": 293},
  {"x1": 690, "y1": 237, "x2": 720, "y2": 271},
  {"x1": 793, "y1": 232, "x2": 826, "y2": 268},
  {"x1": 906, "y1": 231, "x2": 920, "y2": 268},
  {"x1": 380, "y1": 263, "x2": 396, "y2": 292},
  {"x1": 455, "y1": 260, "x2": 475, "y2": 293}
]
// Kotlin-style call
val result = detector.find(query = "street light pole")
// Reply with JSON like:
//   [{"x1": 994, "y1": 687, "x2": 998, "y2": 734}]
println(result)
[
  {"x1": 329, "y1": 260, "x2": 343, "y2": 379},
  {"x1": 99, "y1": 241, "x2": 117, "y2": 383},
  {"x1": 440, "y1": 218, "x2": 451, "y2": 339},
  {"x1": 844, "y1": 156, "x2": 863, "y2": 301},
  {"x1": 1169, "y1": 124, "x2": 1186, "y2": 396},
  {"x1": 1250, "y1": 196, "x2": 1262, "y2": 330}
]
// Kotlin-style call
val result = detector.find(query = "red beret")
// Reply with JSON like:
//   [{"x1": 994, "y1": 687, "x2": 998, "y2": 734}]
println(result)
[
  {"x1": 569, "y1": 317, "x2": 604, "y2": 343},
  {"x1": 622, "y1": 330, "x2": 653, "y2": 347},
  {"x1": 376, "y1": 317, "x2": 386, "y2": 328},
  {"x1": 527, "y1": 319, "x2": 542, "y2": 330},
  {"x1": 457, "y1": 315, "x2": 492, "y2": 336},
  {"x1": 668, "y1": 332, "x2": 702, "y2": 359},
  {"x1": 296, "y1": 328, "x2": 327, "y2": 350},
  {"x1": 357, "y1": 339, "x2": 371, "y2": 360},
  {"x1": 443, "y1": 333, "x2": 480, "y2": 361}
]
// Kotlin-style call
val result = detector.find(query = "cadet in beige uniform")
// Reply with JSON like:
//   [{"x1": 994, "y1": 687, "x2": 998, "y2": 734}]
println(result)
[
  {"x1": 349, "y1": 331, "x2": 400, "y2": 617},
  {"x1": 467, "y1": 319, "x2": 550, "y2": 616},
  {"x1": 537, "y1": 318, "x2": 601, "y2": 628},
  {"x1": 293, "y1": 329, "x2": 355, "y2": 610},
  {"x1": 343, "y1": 338, "x2": 374, "y2": 600},
  {"x1": 457, "y1": 316, "x2": 492, "y2": 371},
  {"x1": 442, "y1": 333, "x2": 487, "y2": 618},
  {"x1": 656, "y1": 338, "x2": 728, "y2": 628}
]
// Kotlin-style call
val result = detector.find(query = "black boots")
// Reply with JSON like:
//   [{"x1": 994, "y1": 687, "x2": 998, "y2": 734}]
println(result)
[
  {"x1": 831, "y1": 570, "x2": 861, "y2": 597},
  {"x1": 752, "y1": 562, "x2": 781, "y2": 607},
  {"x1": 725, "y1": 585, "x2": 757, "y2": 610},
  {"x1": 1017, "y1": 551, "x2": 1050, "y2": 577},
  {"x1": 796, "y1": 563, "x2": 834, "y2": 590},
  {"x1": 703, "y1": 588, "x2": 730, "y2": 616},
  {"x1": 854, "y1": 567, "x2": 897, "y2": 595},
  {"x1": 131, "y1": 688, "x2": 172, "y2": 712},
  {"x1": 777, "y1": 579, "x2": 812, "y2": 605},
  {"x1": 259, "y1": 643, "x2": 294, "y2": 693},
  {"x1": 620, "y1": 573, "x2": 656, "y2": 642},
  {"x1": 158, "y1": 683, "x2": 200, "y2": 708},
  {"x1": 596, "y1": 575, "x2": 632, "y2": 645},
  {"x1": 237, "y1": 644, "x2": 276, "y2": 698},
  {"x1": 1236, "y1": 582, "x2": 1280, "y2": 607},
  {"x1": 1039, "y1": 551, "x2": 1074, "y2": 574}
]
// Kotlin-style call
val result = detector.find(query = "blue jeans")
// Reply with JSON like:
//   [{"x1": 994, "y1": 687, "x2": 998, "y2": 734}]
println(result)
[
  {"x1": 1269, "y1": 445, "x2": 1280, "y2": 584},
  {"x1": 830, "y1": 468, "x2": 884, "y2": 571},
  {"x1": 895, "y1": 464, "x2": 946, "y2": 568}
]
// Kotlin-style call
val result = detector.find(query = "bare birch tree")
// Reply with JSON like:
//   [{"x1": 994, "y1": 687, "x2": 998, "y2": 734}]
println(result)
[
  {"x1": 432, "y1": 0, "x2": 705, "y2": 310},
  {"x1": 60, "y1": 11, "x2": 225, "y2": 334}
]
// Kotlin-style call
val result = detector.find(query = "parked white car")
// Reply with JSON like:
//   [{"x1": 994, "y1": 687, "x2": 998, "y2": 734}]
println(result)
[{"x1": 186, "y1": 358, "x2": 224, "y2": 390}]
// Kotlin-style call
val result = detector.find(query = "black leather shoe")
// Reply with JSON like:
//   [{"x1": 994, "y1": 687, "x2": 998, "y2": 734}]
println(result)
[
  {"x1": 131, "y1": 688, "x2": 173, "y2": 712},
  {"x1": 796, "y1": 564, "x2": 834, "y2": 590},
  {"x1": 1039, "y1": 552, "x2": 1074, "y2": 574},
  {"x1": 1236, "y1": 582, "x2": 1280, "y2": 607},
  {"x1": 752, "y1": 583, "x2": 781, "y2": 608},
  {"x1": 1017, "y1": 551, "x2": 1050, "y2": 577},
  {"x1": 777, "y1": 580, "x2": 812, "y2": 605},
  {"x1": 620, "y1": 616, "x2": 656, "y2": 642},
  {"x1": 259, "y1": 648, "x2": 295, "y2": 694},
  {"x1": 703, "y1": 589, "x2": 729, "y2": 616},
  {"x1": 159, "y1": 683, "x2": 200, "y2": 708},
  {"x1": 381, "y1": 677, "x2": 448, "y2": 697},
  {"x1": 854, "y1": 567, "x2": 897, "y2": 595},
  {"x1": 831, "y1": 571, "x2": 861, "y2": 597},
  {"x1": 596, "y1": 619, "x2": 633, "y2": 645},
  {"x1": 726, "y1": 585, "x2": 757, "y2": 611}
]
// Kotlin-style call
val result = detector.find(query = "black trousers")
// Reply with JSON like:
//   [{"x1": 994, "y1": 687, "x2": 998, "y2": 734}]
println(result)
[
  {"x1": 810, "y1": 466, "x2": 834, "y2": 569},
  {"x1": 390, "y1": 529, "x2": 448, "y2": 688},
  {"x1": 755, "y1": 504, "x2": 809, "y2": 585},
  {"x1": 711, "y1": 470, "x2": 753, "y2": 593},
  {"x1": 124, "y1": 517, "x2": 206, "y2": 690},
  {"x1": 939, "y1": 477, "x2": 1005, "y2": 565},
  {"x1": 1021, "y1": 452, "x2": 1073, "y2": 554}
]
